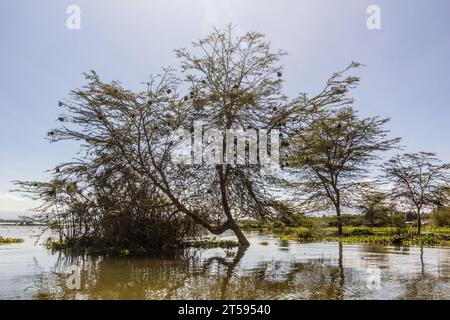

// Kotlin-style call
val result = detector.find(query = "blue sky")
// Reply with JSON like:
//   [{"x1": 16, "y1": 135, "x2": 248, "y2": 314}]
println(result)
[{"x1": 1, "y1": 0, "x2": 449, "y2": 217}]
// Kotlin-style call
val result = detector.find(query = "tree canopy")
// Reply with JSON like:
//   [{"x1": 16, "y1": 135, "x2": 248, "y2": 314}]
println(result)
[
  {"x1": 14, "y1": 26, "x2": 366, "y2": 247},
  {"x1": 382, "y1": 152, "x2": 450, "y2": 234},
  {"x1": 286, "y1": 106, "x2": 400, "y2": 234}
]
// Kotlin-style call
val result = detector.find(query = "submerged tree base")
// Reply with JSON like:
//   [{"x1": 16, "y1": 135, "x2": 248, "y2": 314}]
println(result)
[
  {"x1": 45, "y1": 237, "x2": 240, "y2": 256},
  {"x1": 0, "y1": 237, "x2": 23, "y2": 244}
]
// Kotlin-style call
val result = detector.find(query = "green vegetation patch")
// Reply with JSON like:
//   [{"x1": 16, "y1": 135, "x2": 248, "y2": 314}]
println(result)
[
  {"x1": 0, "y1": 237, "x2": 24, "y2": 244},
  {"x1": 273, "y1": 226, "x2": 450, "y2": 247},
  {"x1": 188, "y1": 238, "x2": 240, "y2": 249},
  {"x1": 45, "y1": 240, "x2": 68, "y2": 250}
]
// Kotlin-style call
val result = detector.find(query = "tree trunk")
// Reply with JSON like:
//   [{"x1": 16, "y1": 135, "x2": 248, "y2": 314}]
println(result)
[
  {"x1": 334, "y1": 189, "x2": 343, "y2": 236},
  {"x1": 216, "y1": 165, "x2": 250, "y2": 246},
  {"x1": 336, "y1": 206, "x2": 343, "y2": 236},
  {"x1": 231, "y1": 222, "x2": 250, "y2": 246},
  {"x1": 370, "y1": 211, "x2": 374, "y2": 231},
  {"x1": 417, "y1": 209, "x2": 421, "y2": 235}
]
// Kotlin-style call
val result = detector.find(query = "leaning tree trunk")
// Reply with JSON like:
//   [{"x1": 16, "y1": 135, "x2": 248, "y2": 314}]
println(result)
[
  {"x1": 231, "y1": 222, "x2": 250, "y2": 246},
  {"x1": 217, "y1": 164, "x2": 250, "y2": 246}
]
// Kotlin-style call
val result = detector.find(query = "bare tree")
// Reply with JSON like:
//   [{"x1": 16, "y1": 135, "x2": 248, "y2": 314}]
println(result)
[{"x1": 382, "y1": 152, "x2": 450, "y2": 234}]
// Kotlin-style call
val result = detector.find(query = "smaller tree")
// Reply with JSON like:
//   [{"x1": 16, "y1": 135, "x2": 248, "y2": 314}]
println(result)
[
  {"x1": 356, "y1": 183, "x2": 392, "y2": 229},
  {"x1": 288, "y1": 106, "x2": 400, "y2": 235},
  {"x1": 382, "y1": 152, "x2": 450, "y2": 234},
  {"x1": 430, "y1": 207, "x2": 450, "y2": 227}
]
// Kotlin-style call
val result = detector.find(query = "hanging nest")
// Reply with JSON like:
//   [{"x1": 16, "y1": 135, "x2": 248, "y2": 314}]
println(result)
[
  {"x1": 277, "y1": 72, "x2": 282, "y2": 77},
  {"x1": 201, "y1": 80, "x2": 207, "y2": 85},
  {"x1": 66, "y1": 183, "x2": 77, "y2": 193},
  {"x1": 107, "y1": 88, "x2": 119, "y2": 96},
  {"x1": 240, "y1": 92, "x2": 257, "y2": 106},
  {"x1": 58, "y1": 101, "x2": 63, "y2": 107},
  {"x1": 147, "y1": 100, "x2": 153, "y2": 106},
  {"x1": 166, "y1": 89, "x2": 172, "y2": 94},
  {"x1": 272, "y1": 107, "x2": 278, "y2": 111},
  {"x1": 184, "y1": 96, "x2": 189, "y2": 101},
  {"x1": 332, "y1": 86, "x2": 347, "y2": 95},
  {"x1": 346, "y1": 76, "x2": 359, "y2": 84},
  {"x1": 193, "y1": 99, "x2": 206, "y2": 111},
  {"x1": 209, "y1": 94, "x2": 220, "y2": 103},
  {"x1": 47, "y1": 189, "x2": 56, "y2": 197}
]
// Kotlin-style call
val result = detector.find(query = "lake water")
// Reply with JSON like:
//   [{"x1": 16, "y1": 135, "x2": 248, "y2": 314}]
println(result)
[{"x1": 1, "y1": 226, "x2": 450, "y2": 299}]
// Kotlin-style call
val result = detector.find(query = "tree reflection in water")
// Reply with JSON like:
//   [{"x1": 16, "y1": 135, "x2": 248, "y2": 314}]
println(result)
[
  {"x1": 30, "y1": 238, "x2": 450, "y2": 300},
  {"x1": 32, "y1": 246, "x2": 350, "y2": 299}
]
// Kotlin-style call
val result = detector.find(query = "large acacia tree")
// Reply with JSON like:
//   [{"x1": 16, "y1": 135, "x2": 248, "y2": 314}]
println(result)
[
  {"x1": 16, "y1": 26, "x2": 363, "y2": 246},
  {"x1": 382, "y1": 152, "x2": 450, "y2": 234},
  {"x1": 287, "y1": 106, "x2": 400, "y2": 235}
]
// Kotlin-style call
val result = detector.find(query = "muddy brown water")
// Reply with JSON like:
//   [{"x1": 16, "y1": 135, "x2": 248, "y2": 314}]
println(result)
[{"x1": 1, "y1": 226, "x2": 450, "y2": 299}]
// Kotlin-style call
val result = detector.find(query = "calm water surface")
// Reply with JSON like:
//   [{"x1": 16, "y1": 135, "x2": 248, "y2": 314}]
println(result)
[{"x1": 1, "y1": 226, "x2": 450, "y2": 299}]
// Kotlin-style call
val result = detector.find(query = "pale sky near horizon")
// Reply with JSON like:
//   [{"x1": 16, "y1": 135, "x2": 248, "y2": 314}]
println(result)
[{"x1": 1, "y1": 0, "x2": 449, "y2": 217}]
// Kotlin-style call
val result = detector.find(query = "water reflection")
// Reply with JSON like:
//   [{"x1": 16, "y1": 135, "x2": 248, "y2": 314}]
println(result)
[{"x1": 1, "y1": 227, "x2": 450, "y2": 299}]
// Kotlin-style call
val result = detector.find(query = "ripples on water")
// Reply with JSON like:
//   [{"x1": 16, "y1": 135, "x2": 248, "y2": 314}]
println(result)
[{"x1": 1, "y1": 226, "x2": 450, "y2": 299}]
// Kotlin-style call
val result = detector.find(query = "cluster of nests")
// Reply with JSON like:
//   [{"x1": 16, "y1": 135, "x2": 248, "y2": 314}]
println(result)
[
  {"x1": 183, "y1": 89, "x2": 197, "y2": 102},
  {"x1": 280, "y1": 162, "x2": 290, "y2": 169},
  {"x1": 280, "y1": 138, "x2": 291, "y2": 169},
  {"x1": 146, "y1": 88, "x2": 175, "y2": 106},
  {"x1": 331, "y1": 86, "x2": 348, "y2": 95},
  {"x1": 58, "y1": 71, "x2": 283, "y2": 109},
  {"x1": 53, "y1": 72, "x2": 284, "y2": 133},
  {"x1": 145, "y1": 72, "x2": 282, "y2": 107}
]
